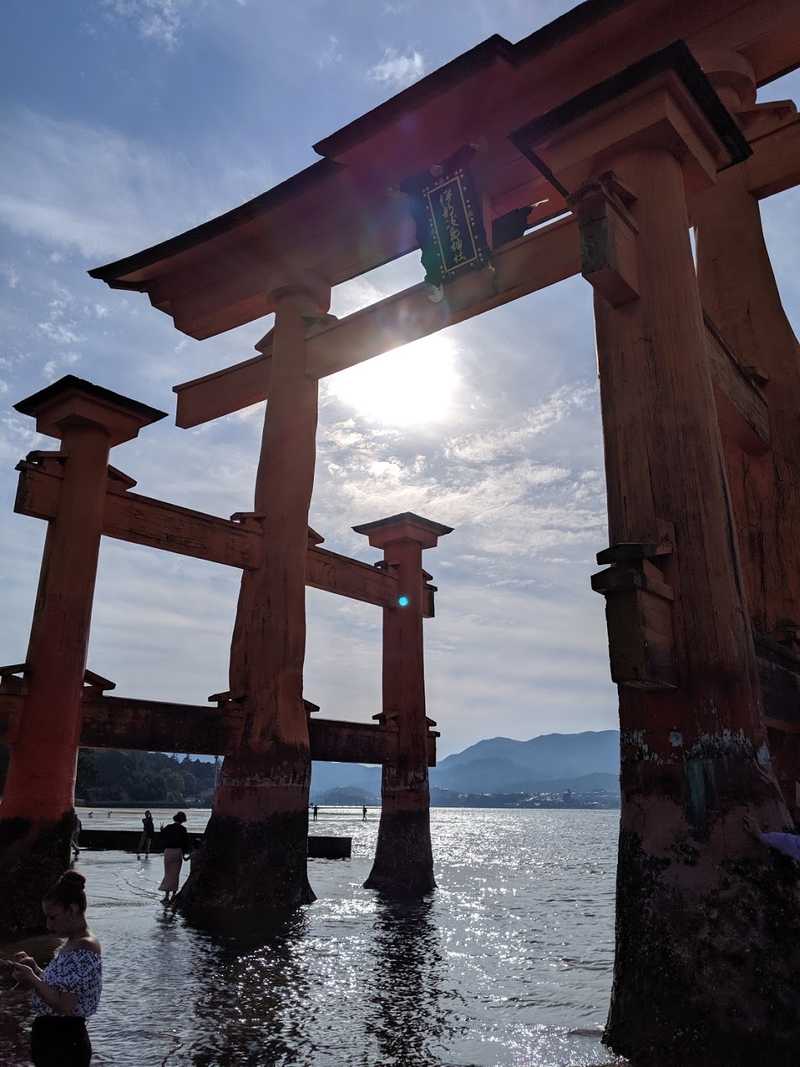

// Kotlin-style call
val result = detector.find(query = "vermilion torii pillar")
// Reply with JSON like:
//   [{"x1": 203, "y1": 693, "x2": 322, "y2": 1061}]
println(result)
[
  {"x1": 692, "y1": 57, "x2": 800, "y2": 819},
  {"x1": 354, "y1": 513, "x2": 451, "y2": 895},
  {"x1": 0, "y1": 377, "x2": 164, "y2": 936},
  {"x1": 177, "y1": 281, "x2": 330, "y2": 924},
  {"x1": 513, "y1": 45, "x2": 800, "y2": 1066}
]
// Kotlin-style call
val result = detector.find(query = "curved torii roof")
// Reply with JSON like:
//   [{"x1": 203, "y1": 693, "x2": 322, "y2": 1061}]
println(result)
[{"x1": 89, "y1": 0, "x2": 800, "y2": 340}]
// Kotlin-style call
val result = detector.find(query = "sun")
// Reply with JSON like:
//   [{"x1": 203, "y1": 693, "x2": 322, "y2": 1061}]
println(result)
[{"x1": 324, "y1": 334, "x2": 461, "y2": 427}]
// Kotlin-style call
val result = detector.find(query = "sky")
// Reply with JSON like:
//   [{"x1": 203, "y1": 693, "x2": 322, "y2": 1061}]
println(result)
[{"x1": 1, "y1": 1, "x2": 799, "y2": 759}]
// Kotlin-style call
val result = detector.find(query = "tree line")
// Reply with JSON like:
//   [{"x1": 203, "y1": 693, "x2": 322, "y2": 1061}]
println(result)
[{"x1": 0, "y1": 747, "x2": 217, "y2": 806}]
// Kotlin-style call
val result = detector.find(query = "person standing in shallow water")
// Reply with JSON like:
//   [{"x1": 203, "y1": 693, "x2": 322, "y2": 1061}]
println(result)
[
  {"x1": 137, "y1": 809, "x2": 155, "y2": 859},
  {"x1": 9, "y1": 870, "x2": 102, "y2": 1067},
  {"x1": 159, "y1": 811, "x2": 190, "y2": 904}
]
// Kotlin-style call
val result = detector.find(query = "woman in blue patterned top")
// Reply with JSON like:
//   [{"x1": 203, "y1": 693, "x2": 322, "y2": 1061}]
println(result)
[{"x1": 10, "y1": 869, "x2": 102, "y2": 1066}]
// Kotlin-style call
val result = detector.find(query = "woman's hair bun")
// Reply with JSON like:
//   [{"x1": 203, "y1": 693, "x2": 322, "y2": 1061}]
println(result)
[
  {"x1": 44, "y1": 868, "x2": 88, "y2": 909},
  {"x1": 59, "y1": 871, "x2": 86, "y2": 888}
]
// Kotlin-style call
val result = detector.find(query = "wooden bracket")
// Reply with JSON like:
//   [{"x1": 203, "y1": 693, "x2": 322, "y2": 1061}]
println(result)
[
  {"x1": 569, "y1": 171, "x2": 639, "y2": 307},
  {"x1": 592, "y1": 538, "x2": 677, "y2": 690},
  {"x1": 106, "y1": 466, "x2": 138, "y2": 494},
  {"x1": 207, "y1": 690, "x2": 320, "y2": 716},
  {"x1": 0, "y1": 664, "x2": 27, "y2": 698},
  {"x1": 83, "y1": 669, "x2": 116, "y2": 695},
  {"x1": 207, "y1": 690, "x2": 245, "y2": 706}
]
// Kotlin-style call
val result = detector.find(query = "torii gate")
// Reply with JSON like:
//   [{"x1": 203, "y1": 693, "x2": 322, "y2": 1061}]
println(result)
[
  {"x1": 3, "y1": 0, "x2": 800, "y2": 1062},
  {"x1": 0, "y1": 376, "x2": 449, "y2": 929}
]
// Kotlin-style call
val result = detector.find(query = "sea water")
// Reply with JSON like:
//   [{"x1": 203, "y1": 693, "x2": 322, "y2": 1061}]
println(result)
[{"x1": 0, "y1": 808, "x2": 625, "y2": 1066}]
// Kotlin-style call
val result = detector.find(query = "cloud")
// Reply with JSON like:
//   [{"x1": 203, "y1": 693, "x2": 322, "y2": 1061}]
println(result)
[
  {"x1": 36, "y1": 289, "x2": 84, "y2": 349},
  {"x1": 42, "y1": 352, "x2": 80, "y2": 381},
  {"x1": 2, "y1": 265, "x2": 19, "y2": 289},
  {"x1": 312, "y1": 374, "x2": 607, "y2": 578},
  {"x1": 318, "y1": 34, "x2": 343, "y2": 68},
  {"x1": 101, "y1": 0, "x2": 187, "y2": 49},
  {"x1": 0, "y1": 110, "x2": 271, "y2": 261},
  {"x1": 367, "y1": 47, "x2": 425, "y2": 88},
  {"x1": 38, "y1": 321, "x2": 83, "y2": 346},
  {"x1": 446, "y1": 383, "x2": 598, "y2": 463}
]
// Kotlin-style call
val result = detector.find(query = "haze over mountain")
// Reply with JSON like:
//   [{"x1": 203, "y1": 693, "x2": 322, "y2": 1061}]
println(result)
[{"x1": 310, "y1": 730, "x2": 620, "y2": 801}]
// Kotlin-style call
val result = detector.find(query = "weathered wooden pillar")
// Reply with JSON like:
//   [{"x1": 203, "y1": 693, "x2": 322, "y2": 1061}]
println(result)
[
  {"x1": 354, "y1": 513, "x2": 451, "y2": 895},
  {"x1": 178, "y1": 281, "x2": 329, "y2": 925},
  {"x1": 514, "y1": 45, "x2": 800, "y2": 1066},
  {"x1": 693, "y1": 58, "x2": 800, "y2": 820},
  {"x1": 0, "y1": 376, "x2": 163, "y2": 937}
]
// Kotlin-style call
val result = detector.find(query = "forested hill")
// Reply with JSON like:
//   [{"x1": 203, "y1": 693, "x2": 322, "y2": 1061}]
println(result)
[{"x1": 0, "y1": 747, "x2": 217, "y2": 806}]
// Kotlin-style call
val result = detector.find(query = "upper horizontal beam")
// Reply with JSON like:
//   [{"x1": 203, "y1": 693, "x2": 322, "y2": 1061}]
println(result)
[
  {"x1": 14, "y1": 458, "x2": 436, "y2": 615},
  {"x1": 173, "y1": 214, "x2": 582, "y2": 428}
]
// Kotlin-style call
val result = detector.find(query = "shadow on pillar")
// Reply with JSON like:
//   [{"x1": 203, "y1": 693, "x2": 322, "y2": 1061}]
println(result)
[
  {"x1": 604, "y1": 721, "x2": 800, "y2": 1067},
  {"x1": 0, "y1": 814, "x2": 72, "y2": 939},
  {"x1": 364, "y1": 770, "x2": 435, "y2": 897},
  {"x1": 176, "y1": 748, "x2": 315, "y2": 931}
]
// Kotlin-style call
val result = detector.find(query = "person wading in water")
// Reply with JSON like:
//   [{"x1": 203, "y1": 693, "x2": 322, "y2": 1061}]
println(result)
[
  {"x1": 159, "y1": 811, "x2": 191, "y2": 904},
  {"x1": 8, "y1": 870, "x2": 102, "y2": 1066}
]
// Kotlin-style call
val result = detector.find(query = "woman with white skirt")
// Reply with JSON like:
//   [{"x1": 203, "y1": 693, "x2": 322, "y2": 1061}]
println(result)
[{"x1": 158, "y1": 811, "x2": 190, "y2": 904}]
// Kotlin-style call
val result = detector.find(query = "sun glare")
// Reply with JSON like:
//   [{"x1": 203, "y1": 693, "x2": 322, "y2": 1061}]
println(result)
[{"x1": 324, "y1": 335, "x2": 461, "y2": 427}]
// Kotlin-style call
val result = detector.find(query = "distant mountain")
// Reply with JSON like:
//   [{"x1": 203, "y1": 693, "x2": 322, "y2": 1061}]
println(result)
[
  {"x1": 318, "y1": 786, "x2": 374, "y2": 805},
  {"x1": 310, "y1": 762, "x2": 380, "y2": 800},
  {"x1": 431, "y1": 730, "x2": 619, "y2": 794},
  {"x1": 309, "y1": 730, "x2": 619, "y2": 802}
]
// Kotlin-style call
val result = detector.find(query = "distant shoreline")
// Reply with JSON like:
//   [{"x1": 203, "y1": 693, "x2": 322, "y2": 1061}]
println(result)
[{"x1": 77, "y1": 796, "x2": 620, "y2": 811}]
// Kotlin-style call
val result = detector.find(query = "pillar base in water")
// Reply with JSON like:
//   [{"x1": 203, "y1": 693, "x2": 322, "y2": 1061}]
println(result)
[
  {"x1": 176, "y1": 810, "x2": 315, "y2": 929},
  {"x1": 364, "y1": 809, "x2": 435, "y2": 896},
  {"x1": 0, "y1": 814, "x2": 72, "y2": 939},
  {"x1": 604, "y1": 823, "x2": 800, "y2": 1067}
]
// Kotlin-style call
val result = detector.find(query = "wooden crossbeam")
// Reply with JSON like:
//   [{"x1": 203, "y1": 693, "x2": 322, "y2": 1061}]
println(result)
[
  {"x1": 173, "y1": 214, "x2": 582, "y2": 428},
  {"x1": 0, "y1": 691, "x2": 437, "y2": 765},
  {"x1": 14, "y1": 457, "x2": 436, "y2": 615}
]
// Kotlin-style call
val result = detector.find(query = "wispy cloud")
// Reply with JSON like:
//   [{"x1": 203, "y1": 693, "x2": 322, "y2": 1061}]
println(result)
[
  {"x1": 0, "y1": 110, "x2": 271, "y2": 260},
  {"x1": 446, "y1": 383, "x2": 597, "y2": 463},
  {"x1": 367, "y1": 47, "x2": 425, "y2": 88},
  {"x1": 1, "y1": 265, "x2": 19, "y2": 289},
  {"x1": 318, "y1": 34, "x2": 343, "y2": 68},
  {"x1": 101, "y1": 0, "x2": 187, "y2": 49}
]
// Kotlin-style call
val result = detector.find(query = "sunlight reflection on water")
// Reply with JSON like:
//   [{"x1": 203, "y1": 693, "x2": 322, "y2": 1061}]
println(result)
[{"x1": 0, "y1": 808, "x2": 626, "y2": 1066}]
